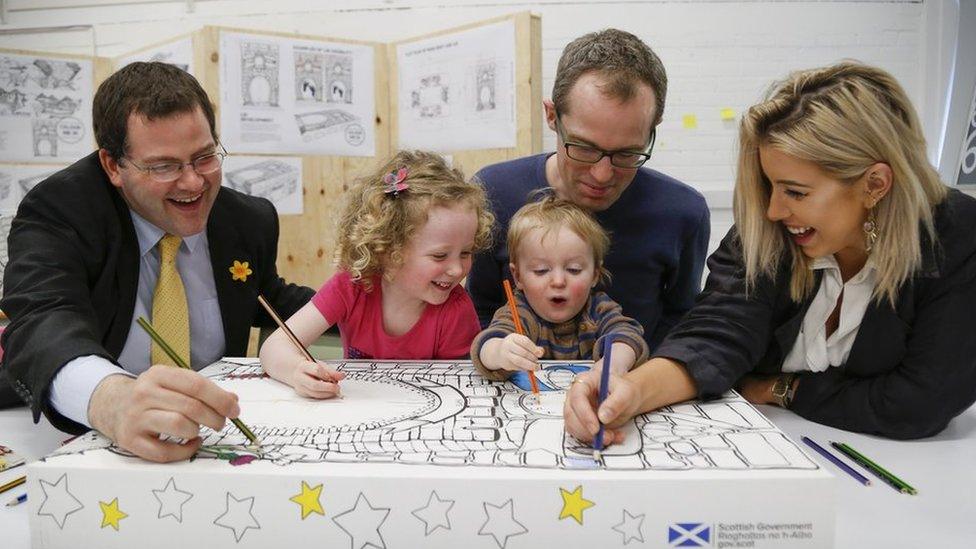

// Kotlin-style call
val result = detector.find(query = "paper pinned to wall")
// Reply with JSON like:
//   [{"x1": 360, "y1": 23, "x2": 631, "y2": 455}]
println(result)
[
  {"x1": 221, "y1": 155, "x2": 303, "y2": 215},
  {"x1": 0, "y1": 163, "x2": 66, "y2": 213},
  {"x1": 0, "y1": 53, "x2": 93, "y2": 163},
  {"x1": 218, "y1": 31, "x2": 376, "y2": 157},
  {"x1": 396, "y1": 20, "x2": 517, "y2": 151},
  {"x1": 116, "y1": 36, "x2": 194, "y2": 76}
]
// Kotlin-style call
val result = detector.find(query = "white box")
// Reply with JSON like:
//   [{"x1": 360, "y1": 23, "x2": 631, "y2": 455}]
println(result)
[{"x1": 28, "y1": 359, "x2": 834, "y2": 548}]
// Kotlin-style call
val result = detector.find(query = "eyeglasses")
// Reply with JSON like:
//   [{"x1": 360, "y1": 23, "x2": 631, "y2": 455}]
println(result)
[
  {"x1": 554, "y1": 115, "x2": 655, "y2": 168},
  {"x1": 121, "y1": 146, "x2": 227, "y2": 183}
]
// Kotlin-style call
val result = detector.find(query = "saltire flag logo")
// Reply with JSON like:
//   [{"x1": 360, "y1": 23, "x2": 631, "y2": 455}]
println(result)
[{"x1": 668, "y1": 522, "x2": 711, "y2": 547}]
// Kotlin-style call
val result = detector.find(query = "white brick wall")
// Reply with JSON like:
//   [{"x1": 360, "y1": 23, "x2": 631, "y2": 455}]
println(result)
[{"x1": 0, "y1": 0, "x2": 953, "y2": 253}]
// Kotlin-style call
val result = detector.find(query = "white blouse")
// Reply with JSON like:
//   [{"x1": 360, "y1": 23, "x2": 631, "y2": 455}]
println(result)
[{"x1": 782, "y1": 255, "x2": 878, "y2": 373}]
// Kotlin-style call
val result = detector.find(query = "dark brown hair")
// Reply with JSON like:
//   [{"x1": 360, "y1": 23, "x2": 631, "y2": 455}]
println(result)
[{"x1": 93, "y1": 62, "x2": 217, "y2": 160}]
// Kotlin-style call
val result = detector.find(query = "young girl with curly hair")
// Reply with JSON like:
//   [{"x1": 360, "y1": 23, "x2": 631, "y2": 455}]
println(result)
[{"x1": 260, "y1": 150, "x2": 494, "y2": 398}]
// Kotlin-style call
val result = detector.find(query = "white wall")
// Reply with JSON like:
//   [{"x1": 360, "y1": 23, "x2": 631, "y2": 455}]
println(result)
[{"x1": 0, "y1": 0, "x2": 958, "y2": 253}]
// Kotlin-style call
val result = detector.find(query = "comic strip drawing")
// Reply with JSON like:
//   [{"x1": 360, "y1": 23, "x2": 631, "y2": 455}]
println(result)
[
  {"x1": 240, "y1": 42, "x2": 279, "y2": 107},
  {"x1": 410, "y1": 74, "x2": 450, "y2": 118},
  {"x1": 0, "y1": 54, "x2": 92, "y2": 161},
  {"x1": 224, "y1": 159, "x2": 299, "y2": 204}
]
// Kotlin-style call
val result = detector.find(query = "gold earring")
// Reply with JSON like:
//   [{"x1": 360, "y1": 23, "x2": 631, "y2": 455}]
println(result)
[{"x1": 863, "y1": 209, "x2": 878, "y2": 252}]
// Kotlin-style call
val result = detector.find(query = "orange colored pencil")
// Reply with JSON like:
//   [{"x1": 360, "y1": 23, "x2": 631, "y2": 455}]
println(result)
[{"x1": 503, "y1": 279, "x2": 540, "y2": 394}]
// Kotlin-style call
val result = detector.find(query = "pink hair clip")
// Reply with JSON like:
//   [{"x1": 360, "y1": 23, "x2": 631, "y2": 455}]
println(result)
[{"x1": 383, "y1": 167, "x2": 409, "y2": 196}]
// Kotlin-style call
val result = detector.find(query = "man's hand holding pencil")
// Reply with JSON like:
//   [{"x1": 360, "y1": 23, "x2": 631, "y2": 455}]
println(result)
[{"x1": 88, "y1": 366, "x2": 242, "y2": 463}]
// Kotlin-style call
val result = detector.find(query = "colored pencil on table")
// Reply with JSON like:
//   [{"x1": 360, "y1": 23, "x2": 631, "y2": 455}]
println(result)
[
  {"x1": 593, "y1": 335, "x2": 614, "y2": 462},
  {"x1": 137, "y1": 317, "x2": 260, "y2": 447},
  {"x1": 502, "y1": 279, "x2": 539, "y2": 394},
  {"x1": 801, "y1": 436, "x2": 870, "y2": 486},
  {"x1": 0, "y1": 475, "x2": 26, "y2": 495},
  {"x1": 831, "y1": 441, "x2": 917, "y2": 495},
  {"x1": 6, "y1": 493, "x2": 27, "y2": 507}
]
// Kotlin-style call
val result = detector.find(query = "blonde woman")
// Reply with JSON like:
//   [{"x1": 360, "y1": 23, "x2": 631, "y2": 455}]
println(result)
[{"x1": 565, "y1": 62, "x2": 976, "y2": 441}]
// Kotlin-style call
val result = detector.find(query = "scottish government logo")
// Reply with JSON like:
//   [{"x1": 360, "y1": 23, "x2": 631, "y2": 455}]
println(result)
[{"x1": 669, "y1": 522, "x2": 712, "y2": 547}]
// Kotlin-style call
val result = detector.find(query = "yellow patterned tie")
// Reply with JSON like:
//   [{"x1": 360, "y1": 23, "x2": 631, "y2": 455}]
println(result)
[{"x1": 151, "y1": 234, "x2": 190, "y2": 367}]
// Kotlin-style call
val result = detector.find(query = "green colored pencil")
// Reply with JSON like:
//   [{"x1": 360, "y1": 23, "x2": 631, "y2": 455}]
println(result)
[
  {"x1": 831, "y1": 441, "x2": 916, "y2": 495},
  {"x1": 137, "y1": 317, "x2": 260, "y2": 446}
]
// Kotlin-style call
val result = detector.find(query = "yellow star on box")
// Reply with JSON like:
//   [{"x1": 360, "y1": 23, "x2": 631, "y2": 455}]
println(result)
[
  {"x1": 99, "y1": 497, "x2": 128, "y2": 531},
  {"x1": 558, "y1": 485, "x2": 595, "y2": 525},
  {"x1": 290, "y1": 481, "x2": 324, "y2": 520},
  {"x1": 229, "y1": 260, "x2": 252, "y2": 282}
]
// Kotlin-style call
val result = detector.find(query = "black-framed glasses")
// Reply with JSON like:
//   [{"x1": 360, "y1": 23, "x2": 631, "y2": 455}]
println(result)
[
  {"x1": 554, "y1": 114, "x2": 655, "y2": 168},
  {"x1": 121, "y1": 145, "x2": 227, "y2": 183}
]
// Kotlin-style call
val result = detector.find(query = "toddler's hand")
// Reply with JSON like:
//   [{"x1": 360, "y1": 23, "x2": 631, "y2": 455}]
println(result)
[
  {"x1": 497, "y1": 333, "x2": 544, "y2": 372},
  {"x1": 291, "y1": 360, "x2": 346, "y2": 399}
]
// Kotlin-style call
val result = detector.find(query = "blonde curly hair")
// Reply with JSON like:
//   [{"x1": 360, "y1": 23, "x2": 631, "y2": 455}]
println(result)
[{"x1": 335, "y1": 150, "x2": 495, "y2": 290}]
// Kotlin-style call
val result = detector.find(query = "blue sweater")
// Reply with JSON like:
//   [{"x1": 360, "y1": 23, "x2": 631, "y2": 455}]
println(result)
[{"x1": 467, "y1": 153, "x2": 710, "y2": 351}]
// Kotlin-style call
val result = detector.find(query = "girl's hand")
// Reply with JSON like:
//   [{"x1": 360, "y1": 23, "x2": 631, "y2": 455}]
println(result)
[
  {"x1": 291, "y1": 360, "x2": 346, "y2": 399},
  {"x1": 496, "y1": 333, "x2": 544, "y2": 372}
]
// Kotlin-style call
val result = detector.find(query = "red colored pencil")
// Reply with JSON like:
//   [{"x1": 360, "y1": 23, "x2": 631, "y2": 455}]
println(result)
[{"x1": 503, "y1": 279, "x2": 539, "y2": 394}]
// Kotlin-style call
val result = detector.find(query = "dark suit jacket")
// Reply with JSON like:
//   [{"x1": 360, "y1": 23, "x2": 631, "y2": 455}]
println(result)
[
  {"x1": 655, "y1": 189, "x2": 976, "y2": 439},
  {"x1": 0, "y1": 152, "x2": 313, "y2": 433}
]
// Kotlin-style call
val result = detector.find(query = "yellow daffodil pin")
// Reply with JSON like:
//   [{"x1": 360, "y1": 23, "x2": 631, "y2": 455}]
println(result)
[{"x1": 230, "y1": 260, "x2": 252, "y2": 282}]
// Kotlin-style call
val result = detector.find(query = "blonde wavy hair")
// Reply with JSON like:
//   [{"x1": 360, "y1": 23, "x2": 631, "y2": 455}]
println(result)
[
  {"x1": 507, "y1": 192, "x2": 611, "y2": 284},
  {"x1": 335, "y1": 150, "x2": 495, "y2": 290},
  {"x1": 734, "y1": 62, "x2": 947, "y2": 306}
]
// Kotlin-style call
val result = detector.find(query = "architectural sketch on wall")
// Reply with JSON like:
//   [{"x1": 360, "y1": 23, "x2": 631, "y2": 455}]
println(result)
[
  {"x1": 475, "y1": 61, "x2": 496, "y2": 111},
  {"x1": 240, "y1": 41, "x2": 280, "y2": 107},
  {"x1": 0, "y1": 164, "x2": 63, "y2": 213},
  {"x1": 957, "y1": 81, "x2": 976, "y2": 186},
  {"x1": 410, "y1": 74, "x2": 450, "y2": 118},
  {"x1": 0, "y1": 53, "x2": 93, "y2": 163},
  {"x1": 219, "y1": 31, "x2": 375, "y2": 156},
  {"x1": 397, "y1": 20, "x2": 517, "y2": 151},
  {"x1": 222, "y1": 156, "x2": 303, "y2": 215},
  {"x1": 31, "y1": 359, "x2": 832, "y2": 548}
]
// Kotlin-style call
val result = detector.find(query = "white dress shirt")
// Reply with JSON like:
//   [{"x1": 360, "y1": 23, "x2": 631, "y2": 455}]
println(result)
[
  {"x1": 49, "y1": 210, "x2": 226, "y2": 427},
  {"x1": 782, "y1": 255, "x2": 878, "y2": 373}
]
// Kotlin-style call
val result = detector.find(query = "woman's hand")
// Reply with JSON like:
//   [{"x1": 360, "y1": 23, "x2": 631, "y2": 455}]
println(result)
[
  {"x1": 736, "y1": 374, "x2": 777, "y2": 405},
  {"x1": 563, "y1": 370, "x2": 643, "y2": 446}
]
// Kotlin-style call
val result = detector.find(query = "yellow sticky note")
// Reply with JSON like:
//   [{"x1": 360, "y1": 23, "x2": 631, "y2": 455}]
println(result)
[
  {"x1": 720, "y1": 108, "x2": 736, "y2": 121},
  {"x1": 682, "y1": 114, "x2": 698, "y2": 129}
]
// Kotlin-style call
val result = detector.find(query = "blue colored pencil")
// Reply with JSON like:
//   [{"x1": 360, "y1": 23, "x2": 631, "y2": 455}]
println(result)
[
  {"x1": 6, "y1": 493, "x2": 27, "y2": 507},
  {"x1": 593, "y1": 335, "x2": 614, "y2": 461},
  {"x1": 801, "y1": 436, "x2": 870, "y2": 486}
]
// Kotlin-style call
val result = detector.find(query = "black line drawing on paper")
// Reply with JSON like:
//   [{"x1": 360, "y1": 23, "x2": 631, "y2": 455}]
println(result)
[
  {"x1": 241, "y1": 42, "x2": 279, "y2": 107},
  {"x1": 294, "y1": 109, "x2": 357, "y2": 141},
  {"x1": 324, "y1": 53, "x2": 353, "y2": 104},
  {"x1": 29, "y1": 59, "x2": 81, "y2": 90},
  {"x1": 0, "y1": 87, "x2": 28, "y2": 115},
  {"x1": 33, "y1": 118, "x2": 59, "y2": 157},
  {"x1": 294, "y1": 51, "x2": 323, "y2": 102},
  {"x1": 475, "y1": 61, "x2": 496, "y2": 111},
  {"x1": 224, "y1": 160, "x2": 299, "y2": 204},
  {"x1": 410, "y1": 74, "x2": 450, "y2": 118}
]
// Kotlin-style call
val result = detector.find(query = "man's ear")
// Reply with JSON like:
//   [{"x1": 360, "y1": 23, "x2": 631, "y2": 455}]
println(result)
[
  {"x1": 98, "y1": 149, "x2": 124, "y2": 189},
  {"x1": 509, "y1": 263, "x2": 522, "y2": 289},
  {"x1": 864, "y1": 162, "x2": 893, "y2": 208},
  {"x1": 543, "y1": 99, "x2": 557, "y2": 132}
]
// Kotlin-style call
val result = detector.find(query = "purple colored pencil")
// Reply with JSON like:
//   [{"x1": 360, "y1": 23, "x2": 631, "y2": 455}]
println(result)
[
  {"x1": 802, "y1": 436, "x2": 871, "y2": 486},
  {"x1": 593, "y1": 335, "x2": 614, "y2": 461}
]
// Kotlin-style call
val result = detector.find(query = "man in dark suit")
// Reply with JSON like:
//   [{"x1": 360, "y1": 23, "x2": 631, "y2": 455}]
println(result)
[{"x1": 0, "y1": 62, "x2": 313, "y2": 462}]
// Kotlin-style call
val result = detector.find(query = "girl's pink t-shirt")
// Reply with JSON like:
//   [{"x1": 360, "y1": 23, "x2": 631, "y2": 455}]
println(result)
[{"x1": 312, "y1": 270, "x2": 480, "y2": 360}]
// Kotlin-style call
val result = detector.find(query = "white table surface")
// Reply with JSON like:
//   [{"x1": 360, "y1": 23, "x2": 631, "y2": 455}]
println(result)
[{"x1": 2, "y1": 403, "x2": 974, "y2": 548}]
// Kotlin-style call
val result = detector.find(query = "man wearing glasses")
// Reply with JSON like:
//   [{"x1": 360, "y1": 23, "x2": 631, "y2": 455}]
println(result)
[
  {"x1": 468, "y1": 29, "x2": 710, "y2": 352},
  {"x1": 0, "y1": 62, "x2": 312, "y2": 462}
]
